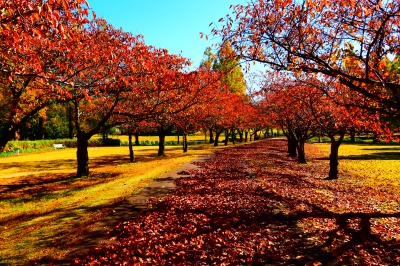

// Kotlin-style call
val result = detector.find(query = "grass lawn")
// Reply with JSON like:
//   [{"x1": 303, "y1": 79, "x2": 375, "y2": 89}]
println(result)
[
  {"x1": 95, "y1": 134, "x2": 207, "y2": 143},
  {"x1": 0, "y1": 142, "x2": 234, "y2": 264},
  {"x1": 311, "y1": 142, "x2": 400, "y2": 192}
]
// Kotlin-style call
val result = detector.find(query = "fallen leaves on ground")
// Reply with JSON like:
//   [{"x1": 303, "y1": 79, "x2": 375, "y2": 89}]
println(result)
[{"x1": 75, "y1": 139, "x2": 400, "y2": 265}]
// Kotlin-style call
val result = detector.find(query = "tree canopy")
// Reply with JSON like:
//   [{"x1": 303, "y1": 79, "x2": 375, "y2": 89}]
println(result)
[{"x1": 213, "y1": 0, "x2": 400, "y2": 114}]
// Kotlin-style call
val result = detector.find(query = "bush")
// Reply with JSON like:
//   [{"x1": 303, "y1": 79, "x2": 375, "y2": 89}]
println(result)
[
  {"x1": 343, "y1": 137, "x2": 364, "y2": 143},
  {"x1": 99, "y1": 138, "x2": 121, "y2": 147},
  {"x1": 140, "y1": 140, "x2": 151, "y2": 146},
  {"x1": 120, "y1": 140, "x2": 129, "y2": 146}
]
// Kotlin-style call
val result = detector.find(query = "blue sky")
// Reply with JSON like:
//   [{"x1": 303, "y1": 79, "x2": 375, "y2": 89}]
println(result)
[{"x1": 87, "y1": 1, "x2": 247, "y2": 68}]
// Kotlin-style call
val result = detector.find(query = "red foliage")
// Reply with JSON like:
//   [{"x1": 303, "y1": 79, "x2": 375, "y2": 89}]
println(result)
[{"x1": 74, "y1": 140, "x2": 400, "y2": 265}]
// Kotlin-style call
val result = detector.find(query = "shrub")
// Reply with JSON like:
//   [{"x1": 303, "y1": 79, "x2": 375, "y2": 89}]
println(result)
[
  {"x1": 120, "y1": 141, "x2": 129, "y2": 146},
  {"x1": 99, "y1": 138, "x2": 121, "y2": 147}
]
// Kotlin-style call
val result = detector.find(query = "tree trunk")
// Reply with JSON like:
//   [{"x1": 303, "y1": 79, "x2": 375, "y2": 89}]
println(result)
[
  {"x1": 350, "y1": 132, "x2": 355, "y2": 142},
  {"x1": 68, "y1": 105, "x2": 74, "y2": 139},
  {"x1": 209, "y1": 128, "x2": 214, "y2": 143},
  {"x1": 239, "y1": 131, "x2": 244, "y2": 142},
  {"x1": 244, "y1": 131, "x2": 248, "y2": 142},
  {"x1": 134, "y1": 133, "x2": 140, "y2": 145},
  {"x1": 0, "y1": 131, "x2": 13, "y2": 152},
  {"x1": 373, "y1": 133, "x2": 379, "y2": 143},
  {"x1": 182, "y1": 134, "x2": 188, "y2": 153},
  {"x1": 296, "y1": 141, "x2": 307, "y2": 164},
  {"x1": 327, "y1": 133, "x2": 345, "y2": 180},
  {"x1": 350, "y1": 128, "x2": 355, "y2": 142},
  {"x1": 0, "y1": 139, "x2": 7, "y2": 153},
  {"x1": 38, "y1": 116, "x2": 45, "y2": 140},
  {"x1": 214, "y1": 131, "x2": 221, "y2": 146},
  {"x1": 76, "y1": 134, "x2": 89, "y2": 177},
  {"x1": 128, "y1": 131, "x2": 135, "y2": 163},
  {"x1": 224, "y1": 129, "x2": 229, "y2": 146},
  {"x1": 231, "y1": 128, "x2": 236, "y2": 144},
  {"x1": 177, "y1": 134, "x2": 180, "y2": 144},
  {"x1": 158, "y1": 131, "x2": 166, "y2": 156},
  {"x1": 327, "y1": 138, "x2": 339, "y2": 180},
  {"x1": 288, "y1": 132, "x2": 298, "y2": 157}
]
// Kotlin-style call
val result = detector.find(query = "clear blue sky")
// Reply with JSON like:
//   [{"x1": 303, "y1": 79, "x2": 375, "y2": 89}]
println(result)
[{"x1": 87, "y1": 1, "x2": 247, "y2": 68}]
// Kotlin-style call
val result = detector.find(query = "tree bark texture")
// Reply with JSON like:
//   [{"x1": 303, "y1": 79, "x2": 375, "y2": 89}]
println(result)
[
  {"x1": 158, "y1": 131, "x2": 166, "y2": 156},
  {"x1": 296, "y1": 141, "x2": 307, "y2": 164},
  {"x1": 182, "y1": 134, "x2": 188, "y2": 153},
  {"x1": 76, "y1": 134, "x2": 89, "y2": 177},
  {"x1": 128, "y1": 131, "x2": 135, "y2": 163},
  {"x1": 328, "y1": 139, "x2": 339, "y2": 179}
]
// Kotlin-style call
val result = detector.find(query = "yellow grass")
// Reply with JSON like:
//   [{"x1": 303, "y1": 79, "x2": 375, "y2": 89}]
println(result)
[
  {"x1": 0, "y1": 142, "x2": 240, "y2": 264},
  {"x1": 312, "y1": 142, "x2": 400, "y2": 190}
]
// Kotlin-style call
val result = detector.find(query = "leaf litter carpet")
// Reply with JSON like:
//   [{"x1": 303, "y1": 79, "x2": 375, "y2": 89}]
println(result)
[{"x1": 75, "y1": 139, "x2": 399, "y2": 265}]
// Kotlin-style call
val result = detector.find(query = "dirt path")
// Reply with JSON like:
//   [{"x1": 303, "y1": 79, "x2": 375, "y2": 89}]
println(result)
[{"x1": 65, "y1": 153, "x2": 214, "y2": 262}]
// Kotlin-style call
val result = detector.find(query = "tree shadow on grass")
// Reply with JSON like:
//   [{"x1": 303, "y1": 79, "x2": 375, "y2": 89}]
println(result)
[
  {"x1": 339, "y1": 152, "x2": 400, "y2": 160},
  {"x1": 362, "y1": 147, "x2": 400, "y2": 151},
  {"x1": 21, "y1": 177, "x2": 180, "y2": 265},
  {"x1": 0, "y1": 172, "x2": 121, "y2": 202},
  {"x1": 0, "y1": 201, "x2": 121, "y2": 265},
  {"x1": 0, "y1": 159, "x2": 77, "y2": 174},
  {"x1": 0, "y1": 149, "x2": 192, "y2": 202},
  {"x1": 315, "y1": 151, "x2": 400, "y2": 161}
]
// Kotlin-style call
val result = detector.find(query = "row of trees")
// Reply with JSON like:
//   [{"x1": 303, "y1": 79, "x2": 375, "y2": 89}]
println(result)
[
  {"x1": 0, "y1": 1, "x2": 270, "y2": 177},
  {"x1": 212, "y1": 0, "x2": 399, "y2": 179},
  {"x1": 259, "y1": 73, "x2": 385, "y2": 179}
]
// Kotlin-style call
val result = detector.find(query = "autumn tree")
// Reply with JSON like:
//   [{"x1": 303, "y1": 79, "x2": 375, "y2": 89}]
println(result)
[
  {"x1": 116, "y1": 48, "x2": 219, "y2": 156},
  {"x1": 297, "y1": 76, "x2": 385, "y2": 179},
  {"x1": 213, "y1": 0, "x2": 400, "y2": 114},
  {"x1": 0, "y1": 0, "x2": 90, "y2": 152},
  {"x1": 173, "y1": 69, "x2": 223, "y2": 152},
  {"x1": 213, "y1": 41, "x2": 247, "y2": 95},
  {"x1": 66, "y1": 19, "x2": 143, "y2": 177},
  {"x1": 262, "y1": 71, "x2": 385, "y2": 178},
  {"x1": 200, "y1": 91, "x2": 243, "y2": 146},
  {"x1": 262, "y1": 84, "x2": 317, "y2": 163},
  {"x1": 198, "y1": 42, "x2": 250, "y2": 145}
]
